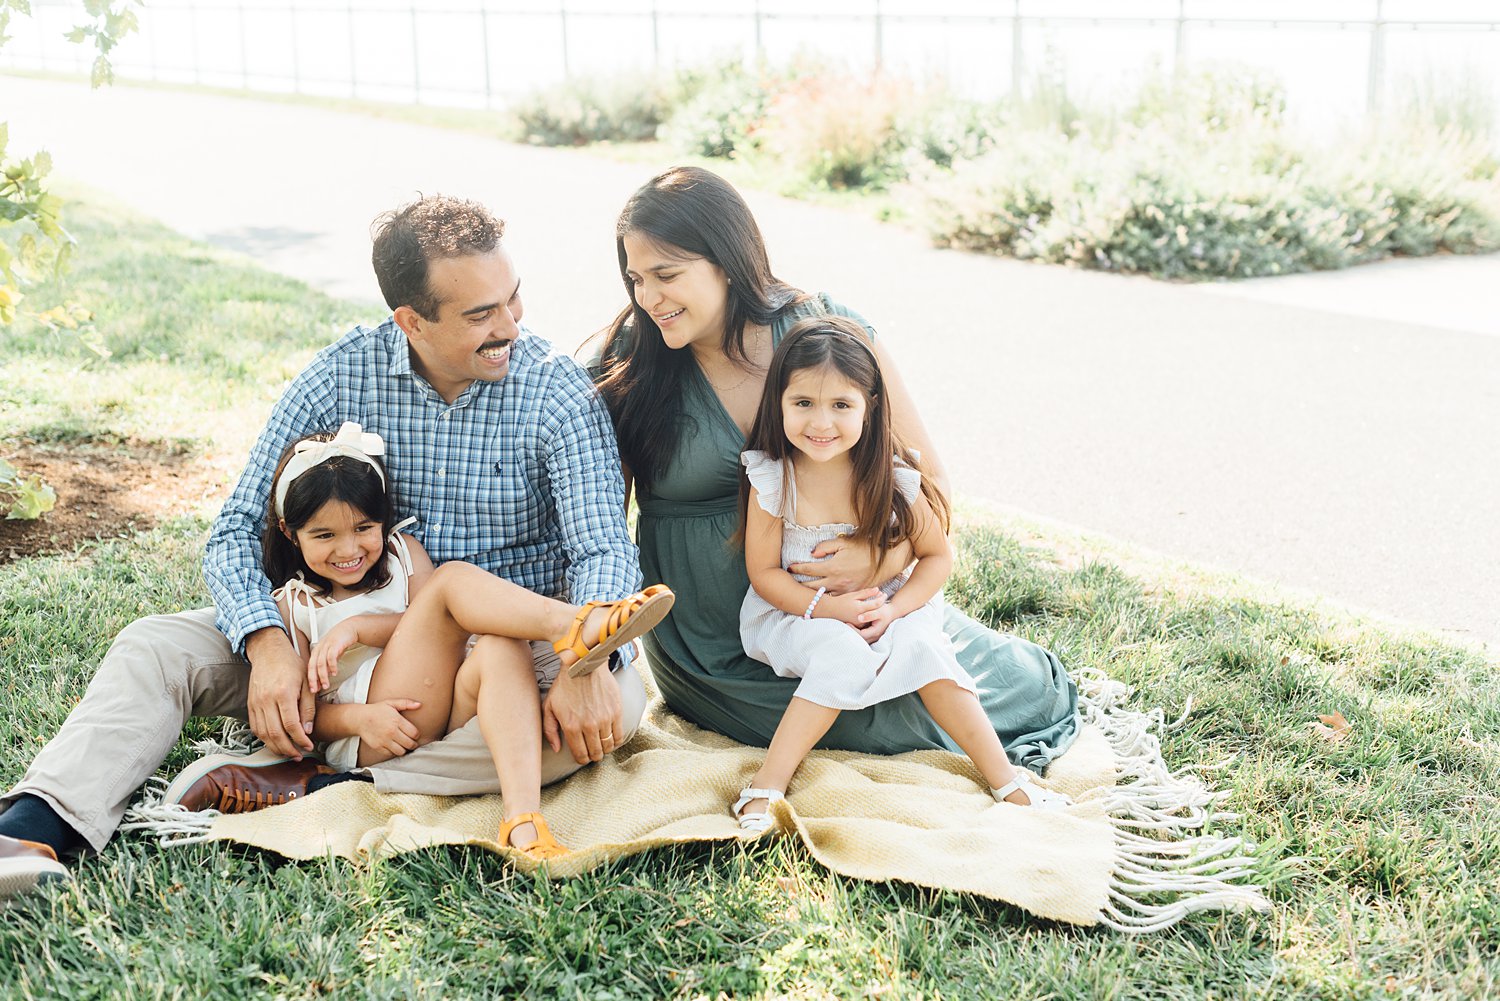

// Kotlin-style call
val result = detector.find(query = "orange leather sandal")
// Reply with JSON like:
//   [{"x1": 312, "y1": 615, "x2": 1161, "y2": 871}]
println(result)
[
  {"x1": 554, "y1": 584, "x2": 675, "y2": 679},
  {"x1": 498, "y1": 812, "x2": 571, "y2": 860}
]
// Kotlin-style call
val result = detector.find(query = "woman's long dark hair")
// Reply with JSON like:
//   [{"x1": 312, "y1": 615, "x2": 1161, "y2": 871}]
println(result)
[
  {"x1": 737, "y1": 316, "x2": 951, "y2": 577},
  {"x1": 596, "y1": 166, "x2": 803, "y2": 493},
  {"x1": 262, "y1": 431, "x2": 394, "y2": 595}
]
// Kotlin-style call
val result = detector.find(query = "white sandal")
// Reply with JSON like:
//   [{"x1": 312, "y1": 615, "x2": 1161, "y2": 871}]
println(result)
[
  {"x1": 991, "y1": 770, "x2": 1072, "y2": 810},
  {"x1": 731, "y1": 787, "x2": 785, "y2": 833}
]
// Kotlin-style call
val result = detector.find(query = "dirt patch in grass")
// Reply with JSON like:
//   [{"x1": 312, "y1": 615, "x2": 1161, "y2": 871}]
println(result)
[{"x1": 0, "y1": 440, "x2": 230, "y2": 564}]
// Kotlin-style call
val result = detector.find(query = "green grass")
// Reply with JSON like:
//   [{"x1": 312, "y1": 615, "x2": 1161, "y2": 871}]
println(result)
[{"x1": 2, "y1": 196, "x2": 1498, "y2": 998}]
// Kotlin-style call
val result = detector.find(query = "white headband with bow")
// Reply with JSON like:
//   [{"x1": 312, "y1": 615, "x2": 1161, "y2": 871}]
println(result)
[{"x1": 274, "y1": 421, "x2": 387, "y2": 518}]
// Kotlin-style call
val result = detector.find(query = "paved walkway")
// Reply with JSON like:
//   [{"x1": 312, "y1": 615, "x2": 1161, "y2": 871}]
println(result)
[{"x1": 4, "y1": 75, "x2": 1497, "y2": 651}]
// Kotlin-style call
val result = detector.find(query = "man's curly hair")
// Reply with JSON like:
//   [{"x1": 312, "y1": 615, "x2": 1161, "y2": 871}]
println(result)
[{"x1": 371, "y1": 195, "x2": 505, "y2": 321}]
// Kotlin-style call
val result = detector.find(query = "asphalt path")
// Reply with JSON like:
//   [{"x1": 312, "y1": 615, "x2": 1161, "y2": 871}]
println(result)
[{"x1": 5, "y1": 76, "x2": 1496, "y2": 650}]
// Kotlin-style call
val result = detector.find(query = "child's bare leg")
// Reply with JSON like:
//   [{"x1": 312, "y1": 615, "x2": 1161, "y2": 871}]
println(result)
[
  {"x1": 916, "y1": 680, "x2": 1031, "y2": 804},
  {"x1": 739, "y1": 697, "x2": 840, "y2": 818},
  {"x1": 452, "y1": 636, "x2": 549, "y2": 848},
  {"x1": 365, "y1": 563, "x2": 568, "y2": 741},
  {"x1": 393, "y1": 562, "x2": 651, "y2": 670}
]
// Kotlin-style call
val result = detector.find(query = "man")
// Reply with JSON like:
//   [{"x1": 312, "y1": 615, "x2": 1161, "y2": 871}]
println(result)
[{"x1": 0, "y1": 195, "x2": 644, "y2": 897}]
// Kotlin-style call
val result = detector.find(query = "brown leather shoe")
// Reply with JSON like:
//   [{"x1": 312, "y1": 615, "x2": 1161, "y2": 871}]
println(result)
[
  {"x1": 163, "y1": 748, "x2": 336, "y2": 814},
  {"x1": 0, "y1": 834, "x2": 69, "y2": 898}
]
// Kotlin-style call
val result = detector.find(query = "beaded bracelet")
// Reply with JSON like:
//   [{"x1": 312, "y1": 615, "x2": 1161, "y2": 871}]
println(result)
[{"x1": 803, "y1": 586, "x2": 828, "y2": 620}]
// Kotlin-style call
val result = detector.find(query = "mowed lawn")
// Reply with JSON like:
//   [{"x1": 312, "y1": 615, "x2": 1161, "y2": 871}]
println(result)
[{"x1": 0, "y1": 195, "x2": 1496, "y2": 1000}]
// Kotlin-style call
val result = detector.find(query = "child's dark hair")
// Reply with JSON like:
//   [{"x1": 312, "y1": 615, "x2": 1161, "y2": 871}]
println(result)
[
  {"x1": 262, "y1": 431, "x2": 394, "y2": 595},
  {"x1": 737, "y1": 316, "x2": 950, "y2": 574}
]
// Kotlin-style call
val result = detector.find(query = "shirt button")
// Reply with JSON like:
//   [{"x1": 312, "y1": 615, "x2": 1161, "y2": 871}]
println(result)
[
  {"x1": 441, "y1": 412, "x2": 451, "y2": 420},
  {"x1": 438, "y1": 469, "x2": 446, "y2": 477}
]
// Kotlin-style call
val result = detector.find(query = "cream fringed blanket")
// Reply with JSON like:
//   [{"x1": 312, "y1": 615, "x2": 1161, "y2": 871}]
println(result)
[{"x1": 126, "y1": 669, "x2": 1267, "y2": 932}]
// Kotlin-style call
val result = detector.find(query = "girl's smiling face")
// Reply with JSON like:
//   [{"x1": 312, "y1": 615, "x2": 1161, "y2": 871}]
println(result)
[
  {"x1": 781, "y1": 365, "x2": 868, "y2": 463},
  {"x1": 286, "y1": 500, "x2": 384, "y2": 594},
  {"x1": 621, "y1": 231, "x2": 731, "y2": 352}
]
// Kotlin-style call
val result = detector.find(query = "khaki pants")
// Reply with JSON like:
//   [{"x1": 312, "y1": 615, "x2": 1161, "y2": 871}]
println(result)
[{"x1": 1, "y1": 606, "x2": 647, "y2": 852}]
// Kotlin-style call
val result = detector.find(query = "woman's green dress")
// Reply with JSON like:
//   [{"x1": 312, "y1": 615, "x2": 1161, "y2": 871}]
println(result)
[{"x1": 603, "y1": 297, "x2": 1078, "y2": 769}]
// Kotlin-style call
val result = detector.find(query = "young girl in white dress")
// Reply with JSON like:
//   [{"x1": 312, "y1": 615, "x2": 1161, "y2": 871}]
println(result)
[
  {"x1": 263, "y1": 422, "x2": 674, "y2": 858},
  {"x1": 732, "y1": 318, "x2": 1072, "y2": 830}
]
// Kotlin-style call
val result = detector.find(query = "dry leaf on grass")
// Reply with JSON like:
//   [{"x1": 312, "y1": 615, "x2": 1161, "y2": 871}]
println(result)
[{"x1": 1308, "y1": 711, "x2": 1352, "y2": 743}]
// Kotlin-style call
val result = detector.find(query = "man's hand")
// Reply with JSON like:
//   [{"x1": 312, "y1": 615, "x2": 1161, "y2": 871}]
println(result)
[
  {"x1": 541, "y1": 666, "x2": 624, "y2": 765},
  {"x1": 245, "y1": 626, "x2": 316, "y2": 758},
  {"x1": 787, "y1": 536, "x2": 913, "y2": 595}
]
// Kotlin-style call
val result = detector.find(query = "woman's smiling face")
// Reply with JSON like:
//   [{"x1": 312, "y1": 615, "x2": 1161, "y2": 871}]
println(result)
[{"x1": 622, "y1": 231, "x2": 731, "y2": 352}]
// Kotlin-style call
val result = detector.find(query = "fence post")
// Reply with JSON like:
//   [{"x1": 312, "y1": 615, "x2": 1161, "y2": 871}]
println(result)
[
  {"x1": 1366, "y1": 0, "x2": 1385, "y2": 115},
  {"x1": 410, "y1": 4, "x2": 421, "y2": 103},
  {"x1": 146, "y1": 2, "x2": 159, "y2": 81},
  {"x1": 560, "y1": 0, "x2": 570, "y2": 80},
  {"x1": 1174, "y1": 0, "x2": 1187, "y2": 77},
  {"x1": 188, "y1": 2, "x2": 201, "y2": 84},
  {"x1": 753, "y1": 0, "x2": 763, "y2": 61},
  {"x1": 874, "y1": 0, "x2": 883, "y2": 72},
  {"x1": 481, "y1": 5, "x2": 493, "y2": 108},
  {"x1": 238, "y1": 2, "x2": 249, "y2": 88},
  {"x1": 1011, "y1": 0, "x2": 1023, "y2": 98},
  {"x1": 289, "y1": 3, "x2": 301, "y2": 93},
  {"x1": 651, "y1": 0, "x2": 660, "y2": 71},
  {"x1": 348, "y1": 1, "x2": 358, "y2": 98}
]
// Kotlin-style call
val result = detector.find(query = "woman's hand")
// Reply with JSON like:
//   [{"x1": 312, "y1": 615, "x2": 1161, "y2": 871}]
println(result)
[
  {"x1": 788, "y1": 537, "x2": 913, "y2": 595},
  {"x1": 818, "y1": 588, "x2": 886, "y2": 628},
  {"x1": 354, "y1": 699, "x2": 423, "y2": 760},
  {"x1": 308, "y1": 621, "x2": 360, "y2": 694}
]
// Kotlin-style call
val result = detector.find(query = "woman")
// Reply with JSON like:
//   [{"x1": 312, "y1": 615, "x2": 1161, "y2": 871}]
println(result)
[{"x1": 588, "y1": 166, "x2": 1078, "y2": 767}]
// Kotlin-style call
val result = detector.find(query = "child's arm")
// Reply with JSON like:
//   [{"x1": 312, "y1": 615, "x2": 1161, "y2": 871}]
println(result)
[
  {"x1": 745, "y1": 488, "x2": 884, "y2": 626},
  {"x1": 308, "y1": 534, "x2": 437, "y2": 693},
  {"x1": 310, "y1": 700, "x2": 422, "y2": 760},
  {"x1": 856, "y1": 494, "x2": 952, "y2": 643},
  {"x1": 274, "y1": 593, "x2": 313, "y2": 674},
  {"x1": 401, "y1": 533, "x2": 436, "y2": 598},
  {"x1": 307, "y1": 612, "x2": 403, "y2": 694}
]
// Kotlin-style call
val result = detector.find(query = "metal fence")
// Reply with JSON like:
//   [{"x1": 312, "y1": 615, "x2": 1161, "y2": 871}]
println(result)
[{"x1": 5, "y1": 1, "x2": 1500, "y2": 122}]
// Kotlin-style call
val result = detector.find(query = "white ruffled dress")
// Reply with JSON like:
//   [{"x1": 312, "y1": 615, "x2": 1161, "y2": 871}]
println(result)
[
  {"x1": 737, "y1": 451, "x2": 978, "y2": 712},
  {"x1": 271, "y1": 525, "x2": 417, "y2": 770}
]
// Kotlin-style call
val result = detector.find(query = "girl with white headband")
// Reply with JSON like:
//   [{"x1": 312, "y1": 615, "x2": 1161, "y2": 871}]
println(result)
[{"x1": 262, "y1": 422, "x2": 674, "y2": 860}]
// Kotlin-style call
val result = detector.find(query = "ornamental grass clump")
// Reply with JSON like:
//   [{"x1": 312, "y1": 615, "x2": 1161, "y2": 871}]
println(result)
[
  {"x1": 757, "y1": 72, "x2": 921, "y2": 191},
  {"x1": 505, "y1": 71, "x2": 675, "y2": 146},
  {"x1": 660, "y1": 59, "x2": 787, "y2": 159},
  {"x1": 915, "y1": 88, "x2": 1500, "y2": 280}
]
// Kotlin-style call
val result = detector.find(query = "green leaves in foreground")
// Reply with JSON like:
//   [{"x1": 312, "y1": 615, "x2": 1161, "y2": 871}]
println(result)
[{"x1": 0, "y1": 456, "x2": 56, "y2": 519}]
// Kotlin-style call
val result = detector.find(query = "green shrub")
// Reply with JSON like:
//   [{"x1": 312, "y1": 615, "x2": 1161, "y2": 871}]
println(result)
[
  {"x1": 902, "y1": 97, "x2": 1011, "y2": 171},
  {"x1": 506, "y1": 71, "x2": 674, "y2": 146},
  {"x1": 916, "y1": 113, "x2": 1500, "y2": 280},
  {"x1": 661, "y1": 59, "x2": 783, "y2": 159},
  {"x1": 757, "y1": 73, "x2": 922, "y2": 190}
]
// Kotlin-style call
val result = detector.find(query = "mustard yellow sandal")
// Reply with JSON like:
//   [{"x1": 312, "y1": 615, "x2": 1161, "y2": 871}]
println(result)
[
  {"x1": 554, "y1": 584, "x2": 675, "y2": 679},
  {"x1": 498, "y1": 812, "x2": 571, "y2": 860}
]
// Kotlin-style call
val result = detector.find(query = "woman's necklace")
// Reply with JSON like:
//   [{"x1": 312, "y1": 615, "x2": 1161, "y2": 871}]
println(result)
[
  {"x1": 701, "y1": 327, "x2": 768, "y2": 395},
  {"x1": 703, "y1": 363, "x2": 757, "y2": 395}
]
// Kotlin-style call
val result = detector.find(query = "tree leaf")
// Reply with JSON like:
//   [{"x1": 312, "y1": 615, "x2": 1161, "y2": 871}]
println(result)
[{"x1": 1309, "y1": 710, "x2": 1352, "y2": 743}]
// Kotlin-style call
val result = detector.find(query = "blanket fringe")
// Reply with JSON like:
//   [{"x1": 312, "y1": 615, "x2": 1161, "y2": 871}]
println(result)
[
  {"x1": 119, "y1": 720, "x2": 262, "y2": 845},
  {"x1": 1073, "y1": 667, "x2": 1269, "y2": 932}
]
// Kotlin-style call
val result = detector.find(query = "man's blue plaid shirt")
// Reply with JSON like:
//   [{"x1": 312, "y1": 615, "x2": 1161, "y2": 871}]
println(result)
[{"x1": 204, "y1": 318, "x2": 641, "y2": 653}]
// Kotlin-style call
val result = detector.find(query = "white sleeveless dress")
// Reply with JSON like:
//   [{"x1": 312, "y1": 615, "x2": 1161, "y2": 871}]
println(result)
[
  {"x1": 272, "y1": 524, "x2": 416, "y2": 769},
  {"x1": 737, "y1": 451, "x2": 978, "y2": 712}
]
